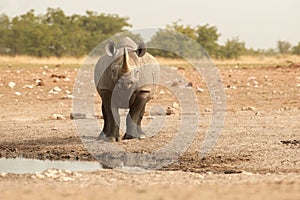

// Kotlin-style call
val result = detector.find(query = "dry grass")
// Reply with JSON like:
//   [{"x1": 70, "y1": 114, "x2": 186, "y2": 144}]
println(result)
[
  {"x1": 213, "y1": 55, "x2": 300, "y2": 67},
  {"x1": 0, "y1": 55, "x2": 85, "y2": 66},
  {"x1": 158, "y1": 55, "x2": 300, "y2": 68},
  {"x1": 1, "y1": 55, "x2": 299, "y2": 68}
]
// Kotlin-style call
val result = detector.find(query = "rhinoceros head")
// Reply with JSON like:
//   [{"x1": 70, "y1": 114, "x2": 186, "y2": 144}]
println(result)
[{"x1": 105, "y1": 37, "x2": 146, "y2": 89}]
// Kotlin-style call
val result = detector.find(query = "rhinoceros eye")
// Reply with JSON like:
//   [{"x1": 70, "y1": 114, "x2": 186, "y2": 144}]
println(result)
[{"x1": 136, "y1": 41, "x2": 146, "y2": 57}]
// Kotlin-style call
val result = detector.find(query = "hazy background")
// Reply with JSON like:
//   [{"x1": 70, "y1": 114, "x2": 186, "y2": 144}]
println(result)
[{"x1": 0, "y1": 0, "x2": 299, "y2": 49}]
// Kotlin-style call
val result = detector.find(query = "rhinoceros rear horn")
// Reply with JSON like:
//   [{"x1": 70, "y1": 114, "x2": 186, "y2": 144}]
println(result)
[
  {"x1": 136, "y1": 41, "x2": 146, "y2": 57},
  {"x1": 105, "y1": 41, "x2": 116, "y2": 57}
]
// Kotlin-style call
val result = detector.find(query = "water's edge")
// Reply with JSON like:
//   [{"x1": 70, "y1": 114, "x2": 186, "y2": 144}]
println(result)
[{"x1": 0, "y1": 157, "x2": 102, "y2": 174}]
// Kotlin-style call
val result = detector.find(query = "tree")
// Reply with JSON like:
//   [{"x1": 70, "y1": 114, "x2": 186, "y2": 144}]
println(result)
[
  {"x1": 148, "y1": 22, "x2": 220, "y2": 58},
  {"x1": 0, "y1": 8, "x2": 132, "y2": 57},
  {"x1": 292, "y1": 42, "x2": 300, "y2": 55},
  {"x1": 195, "y1": 24, "x2": 220, "y2": 57},
  {"x1": 220, "y1": 37, "x2": 246, "y2": 59},
  {"x1": 277, "y1": 40, "x2": 291, "y2": 54},
  {"x1": 0, "y1": 14, "x2": 11, "y2": 54}
]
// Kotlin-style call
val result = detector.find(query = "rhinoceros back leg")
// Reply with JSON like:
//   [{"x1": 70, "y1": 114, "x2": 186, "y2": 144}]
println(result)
[
  {"x1": 99, "y1": 90, "x2": 120, "y2": 142},
  {"x1": 123, "y1": 91, "x2": 150, "y2": 140}
]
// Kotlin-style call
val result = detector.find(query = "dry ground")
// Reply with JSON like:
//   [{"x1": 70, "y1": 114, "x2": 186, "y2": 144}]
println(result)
[{"x1": 0, "y1": 55, "x2": 299, "y2": 199}]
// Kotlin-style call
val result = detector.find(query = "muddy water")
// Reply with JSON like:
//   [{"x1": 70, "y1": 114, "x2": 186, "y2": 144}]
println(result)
[{"x1": 0, "y1": 158, "x2": 102, "y2": 174}]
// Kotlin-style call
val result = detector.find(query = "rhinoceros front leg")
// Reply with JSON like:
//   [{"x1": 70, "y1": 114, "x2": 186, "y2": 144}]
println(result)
[
  {"x1": 99, "y1": 91, "x2": 120, "y2": 142},
  {"x1": 123, "y1": 91, "x2": 150, "y2": 140}
]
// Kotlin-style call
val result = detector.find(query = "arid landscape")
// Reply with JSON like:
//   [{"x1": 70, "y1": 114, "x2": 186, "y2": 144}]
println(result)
[{"x1": 0, "y1": 55, "x2": 299, "y2": 199}]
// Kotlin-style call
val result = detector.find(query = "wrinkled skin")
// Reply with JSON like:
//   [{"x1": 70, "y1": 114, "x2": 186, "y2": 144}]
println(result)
[{"x1": 94, "y1": 37, "x2": 160, "y2": 142}]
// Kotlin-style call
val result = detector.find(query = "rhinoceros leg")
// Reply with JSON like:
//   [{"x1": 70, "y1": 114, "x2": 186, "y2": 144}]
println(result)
[
  {"x1": 99, "y1": 91, "x2": 120, "y2": 142},
  {"x1": 123, "y1": 91, "x2": 150, "y2": 140}
]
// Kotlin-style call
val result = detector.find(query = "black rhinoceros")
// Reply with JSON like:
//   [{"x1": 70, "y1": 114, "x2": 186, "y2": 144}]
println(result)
[{"x1": 94, "y1": 37, "x2": 160, "y2": 142}]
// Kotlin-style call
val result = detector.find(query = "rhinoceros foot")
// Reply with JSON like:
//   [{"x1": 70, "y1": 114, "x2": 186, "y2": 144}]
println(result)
[
  {"x1": 98, "y1": 131, "x2": 120, "y2": 142},
  {"x1": 122, "y1": 132, "x2": 146, "y2": 140}
]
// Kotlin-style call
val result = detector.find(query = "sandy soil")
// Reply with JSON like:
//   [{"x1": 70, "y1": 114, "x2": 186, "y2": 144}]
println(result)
[{"x1": 0, "y1": 59, "x2": 299, "y2": 199}]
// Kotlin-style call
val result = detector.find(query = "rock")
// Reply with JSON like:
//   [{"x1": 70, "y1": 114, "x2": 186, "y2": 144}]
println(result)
[
  {"x1": 198, "y1": 174, "x2": 204, "y2": 179},
  {"x1": 224, "y1": 170, "x2": 242, "y2": 174},
  {"x1": 8, "y1": 81, "x2": 16, "y2": 89},
  {"x1": 66, "y1": 95, "x2": 74, "y2": 99},
  {"x1": 51, "y1": 114, "x2": 66, "y2": 120},
  {"x1": 59, "y1": 177, "x2": 75, "y2": 182},
  {"x1": 51, "y1": 74, "x2": 66, "y2": 79},
  {"x1": 15, "y1": 92, "x2": 21, "y2": 96},
  {"x1": 206, "y1": 171, "x2": 213, "y2": 175},
  {"x1": 63, "y1": 78, "x2": 71, "y2": 82},
  {"x1": 204, "y1": 108, "x2": 212, "y2": 112},
  {"x1": 34, "y1": 172, "x2": 45, "y2": 179},
  {"x1": 48, "y1": 86, "x2": 62, "y2": 94},
  {"x1": 241, "y1": 106, "x2": 256, "y2": 111},
  {"x1": 227, "y1": 85, "x2": 237, "y2": 90},
  {"x1": 70, "y1": 113, "x2": 87, "y2": 119},
  {"x1": 0, "y1": 172, "x2": 7, "y2": 178},
  {"x1": 186, "y1": 82, "x2": 193, "y2": 87},
  {"x1": 73, "y1": 172, "x2": 82, "y2": 177},
  {"x1": 166, "y1": 106, "x2": 176, "y2": 115},
  {"x1": 241, "y1": 171, "x2": 253, "y2": 175},
  {"x1": 23, "y1": 84, "x2": 34, "y2": 89},
  {"x1": 197, "y1": 87, "x2": 204, "y2": 92},
  {"x1": 35, "y1": 79, "x2": 45, "y2": 86},
  {"x1": 172, "y1": 102, "x2": 179, "y2": 109}
]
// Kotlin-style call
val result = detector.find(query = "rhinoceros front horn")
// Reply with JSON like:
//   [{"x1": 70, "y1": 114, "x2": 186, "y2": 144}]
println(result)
[
  {"x1": 105, "y1": 41, "x2": 116, "y2": 57},
  {"x1": 121, "y1": 48, "x2": 130, "y2": 73},
  {"x1": 136, "y1": 41, "x2": 146, "y2": 57}
]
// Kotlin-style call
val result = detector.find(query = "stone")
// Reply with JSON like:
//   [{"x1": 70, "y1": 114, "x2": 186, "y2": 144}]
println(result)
[
  {"x1": 70, "y1": 113, "x2": 87, "y2": 119},
  {"x1": 8, "y1": 82, "x2": 16, "y2": 89}
]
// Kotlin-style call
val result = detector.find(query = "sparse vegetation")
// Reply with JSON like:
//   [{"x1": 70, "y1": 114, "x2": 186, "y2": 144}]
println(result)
[{"x1": 0, "y1": 8, "x2": 300, "y2": 59}]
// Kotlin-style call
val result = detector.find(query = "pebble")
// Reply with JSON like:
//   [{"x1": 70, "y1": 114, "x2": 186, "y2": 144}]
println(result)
[
  {"x1": 51, "y1": 114, "x2": 66, "y2": 120},
  {"x1": 70, "y1": 113, "x2": 87, "y2": 119},
  {"x1": 198, "y1": 174, "x2": 205, "y2": 179},
  {"x1": 34, "y1": 172, "x2": 45, "y2": 179},
  {"x1": 241, "y1": 106, "x2": 256, "y2": 111},
  {"x1": 48, "y1": 86, "x2": 62, "y2": 94},
  {"x1": 166, "y1": 107, "x2": 175, "y2": 115},
  {"x1": 197, "y1": 87, "x2": 204, "y2": 92},
  {"x1": 206, "y1": 171, "x2": 213, "y2": 175},
  {"x1": 59, "y1": 177, "x2": 75, "y2": 182},
  {"x1": 186, "y1": 82, "x2": 193, "y2": 87},
  {"x1": 0, "y1": 172, "x2": 7, "y2": 178},
  {"x1": 15, "y1": 92, "x2": 22, "y2": 96},
  {"x1": 23, "y1": 84, "x2": 34, "y2": 89},
  {"x1": 35, "y1": 79, "x2": 45, "y2": 86},
  {"x1": 241, "y1": 171, "x2": 253, "y2": 175},
  {"x1": 204, "y1": 108, "x2": 212, "y2": 112},
  {"x1": 8, "y1": 82, "x2": 16, "y2": 89},
  {"x1": 62, "y1": 95, "x2": 74, "y2": 99}
]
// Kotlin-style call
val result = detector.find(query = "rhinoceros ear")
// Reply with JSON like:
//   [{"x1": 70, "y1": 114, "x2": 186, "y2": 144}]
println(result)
[
  {"x1": 136, "y1": 41, "x2": 146, "y2": 57},
  {"x1": 105, "y1": 41, "x2": 116, "y2": 56}
]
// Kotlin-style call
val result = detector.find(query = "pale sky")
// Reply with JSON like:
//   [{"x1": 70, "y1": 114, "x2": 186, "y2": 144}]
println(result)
[{"x1": 0, "y1": 0, "x2": 299, "y2": 50}]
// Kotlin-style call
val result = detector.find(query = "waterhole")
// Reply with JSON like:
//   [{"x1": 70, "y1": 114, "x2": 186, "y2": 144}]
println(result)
[{"x1": 0, "y1": 158, "x2": 102, "y2": 174}]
